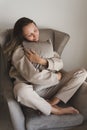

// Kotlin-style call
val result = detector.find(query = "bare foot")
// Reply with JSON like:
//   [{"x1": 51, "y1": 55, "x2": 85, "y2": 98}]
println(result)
[
  {"x1": 47, "y1": 98, "x2": 79, "y2": 115},
  {"x1": 51, "y1": 105, "x2": 79, "y2": 115}
]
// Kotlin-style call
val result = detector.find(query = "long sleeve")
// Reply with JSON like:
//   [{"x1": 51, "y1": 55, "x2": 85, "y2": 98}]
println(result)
[
  {"x1": 12, "y1": 46, "x2": 59, "y2": 86},
  {"x1": 47, "y1": 52, "x2": 63, "y2": 71}
]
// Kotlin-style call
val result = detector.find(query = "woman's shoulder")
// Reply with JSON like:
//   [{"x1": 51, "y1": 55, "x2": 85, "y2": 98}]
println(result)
[
  {"x1": 13, "y1": 44, "x2": 24, "y2": 53},
  {"x1": 12, "y1": 45, "x2": 25, "y2": 62}
]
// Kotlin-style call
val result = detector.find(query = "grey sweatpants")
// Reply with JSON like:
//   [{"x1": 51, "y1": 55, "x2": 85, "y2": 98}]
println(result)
[{"x1": 14, "y1": 68, "x2": 87, "y2": 115}]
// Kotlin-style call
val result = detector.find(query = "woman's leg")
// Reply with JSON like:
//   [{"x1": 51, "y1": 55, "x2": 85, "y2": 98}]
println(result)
[
  {"x1": 50, "y1": 68, "x2": 87, "y2": 105},
  {"x1": 13, "y1": 82, "x2": 51, "y2": 115},
  {"x1": 13, "y1": 82, "x2": 79, "y2": 115}
]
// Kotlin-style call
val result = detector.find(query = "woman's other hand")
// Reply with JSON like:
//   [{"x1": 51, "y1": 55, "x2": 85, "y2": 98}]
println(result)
[{"x1": 57, "y1": 72, "x2": 62, "y2": 80}]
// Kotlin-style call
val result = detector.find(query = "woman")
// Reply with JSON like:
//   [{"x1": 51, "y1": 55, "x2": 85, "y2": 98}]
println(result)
[{"x1": 8, "y1": 17, "x2": 87, "y2": 115}]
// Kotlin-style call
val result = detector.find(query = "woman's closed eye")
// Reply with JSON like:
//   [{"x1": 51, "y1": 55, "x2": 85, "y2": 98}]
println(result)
[{"x1": 27, "y1": 34, "x2": 32, "y2": 37}]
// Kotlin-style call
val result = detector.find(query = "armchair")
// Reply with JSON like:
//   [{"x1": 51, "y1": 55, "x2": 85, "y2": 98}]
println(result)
[{"x1": 0, "y1": 28, "x2": 87, "y2": 130}]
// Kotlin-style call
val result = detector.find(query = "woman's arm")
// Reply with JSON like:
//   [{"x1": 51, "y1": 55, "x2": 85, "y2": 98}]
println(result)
[
  {"x1": 12, "y1": 46, "x2": 59, "y2": 86},
  {"x1": 25, "y1": 49, "x2": 63, "y2": 71}
]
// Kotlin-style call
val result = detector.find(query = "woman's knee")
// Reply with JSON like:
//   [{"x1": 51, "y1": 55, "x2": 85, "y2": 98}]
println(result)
[
  {"x1": 73, "y1": 68, "x2": 87, "y2": 79},
  {"x1": 78, "y1": 68, "x2": 87, "y2": 77},
  {"x1": 13, "y1": 83, "x2": 33, "y2": 99}
]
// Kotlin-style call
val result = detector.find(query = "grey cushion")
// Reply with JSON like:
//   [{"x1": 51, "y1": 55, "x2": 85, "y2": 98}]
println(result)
[
  {"x1": 23, "y1": 39, "x2": 54, "y2": 58},
  {"x1": 22, "y1": 106, "x2": 83, "y2": 130}
]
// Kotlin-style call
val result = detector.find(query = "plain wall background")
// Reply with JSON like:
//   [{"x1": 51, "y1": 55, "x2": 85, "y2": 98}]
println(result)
[{"x1": 0, "y1": 0, "x2": 87, "y2": 70}]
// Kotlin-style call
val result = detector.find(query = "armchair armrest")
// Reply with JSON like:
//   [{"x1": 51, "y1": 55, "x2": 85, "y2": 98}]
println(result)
[
  {"x1": 0, "y1": 46, "x2": 25, "y2": 130},
  {"x1": 70, "y1": 81, "x2": 87, "y2": 121},
  {"x1": 4, "y1": 77, "x2": 25, "y2": 130}
]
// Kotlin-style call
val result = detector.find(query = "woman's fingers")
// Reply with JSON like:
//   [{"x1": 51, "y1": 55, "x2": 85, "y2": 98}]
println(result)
[
  {"x1": 25, "y1": 52, "x2": 29, "y2": 58},
  {"x1": 24, "y1": 49, "x2": 32, "y2": 55},
  {"x1": 24, "y1": 48, "x2": 36, "y2": 55},
  {"x1": 30, "y1": 49, "x2": 36, "y2": 54},
  {"x1": 24, "y1": 48, "x2": 41, "y2": 64}
]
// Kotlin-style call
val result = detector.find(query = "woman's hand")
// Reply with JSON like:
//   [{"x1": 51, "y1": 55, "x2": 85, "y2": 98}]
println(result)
[
  {"x1": 24, "y1": 49, "x2": 48, "y2": 65},
  {"x1": 25, "y1": 49, "x2": 41, "y2": 64},
  {"x1": 57, "y1": 72, "x2": 62, "y2": 80}
]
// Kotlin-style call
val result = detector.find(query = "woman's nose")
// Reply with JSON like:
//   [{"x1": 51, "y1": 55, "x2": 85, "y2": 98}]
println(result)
[{"x1": 33, "y1": 33, "x2": 37, "y2": 38}]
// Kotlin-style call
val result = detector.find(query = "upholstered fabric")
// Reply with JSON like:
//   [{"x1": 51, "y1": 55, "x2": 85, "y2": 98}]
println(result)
[
  {"x1": 22, "y1": 106, "x2": 83, "y2": 130},
  {"x1": 23, "y1": 39, "x2": 54, "y2": 58},
  {"x1": 70, "y1": 81, "x2": 87, "y2": 121}
]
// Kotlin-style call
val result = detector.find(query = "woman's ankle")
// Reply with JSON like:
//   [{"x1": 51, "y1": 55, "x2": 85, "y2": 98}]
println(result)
[
  {"x1": 49, "y1": 97, "x2": 60, "y2": 105},
  {"x1": 51, "y1": 106, "x2": 60, "y2": 115}
]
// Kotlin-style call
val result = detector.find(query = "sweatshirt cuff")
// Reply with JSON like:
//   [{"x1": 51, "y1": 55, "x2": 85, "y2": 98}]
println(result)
[{"x1": 47, "y1": 58, "x2": 54, "y2": 70}]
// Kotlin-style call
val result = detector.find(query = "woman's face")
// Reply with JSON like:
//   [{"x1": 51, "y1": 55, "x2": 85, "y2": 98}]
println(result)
[{"x1": 22, "y1": 23, "x2": 39, "y2": 42}]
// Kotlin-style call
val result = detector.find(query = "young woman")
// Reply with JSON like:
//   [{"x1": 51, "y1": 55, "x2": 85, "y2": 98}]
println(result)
[{"x1": 8, "y1": 17, "x2": 87, "y2": 115}]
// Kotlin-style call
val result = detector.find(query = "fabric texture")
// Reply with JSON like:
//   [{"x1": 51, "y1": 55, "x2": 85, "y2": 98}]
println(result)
[
  {"x1": 23, "y1": 39, "x2": 54, "y2": 58},
  {"x1": 22, "y1": 106, "x2": 83, "y2": 130}
]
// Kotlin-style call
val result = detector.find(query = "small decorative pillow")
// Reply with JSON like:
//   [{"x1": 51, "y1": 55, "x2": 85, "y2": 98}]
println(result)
[{"x1": 22, "y1": 39, "x2": 54, "y2": 58}]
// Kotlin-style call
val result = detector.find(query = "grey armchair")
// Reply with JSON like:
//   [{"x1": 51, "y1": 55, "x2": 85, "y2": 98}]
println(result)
[{"x1": 0, "y1": 28, "x2": 87, "y2": 130}]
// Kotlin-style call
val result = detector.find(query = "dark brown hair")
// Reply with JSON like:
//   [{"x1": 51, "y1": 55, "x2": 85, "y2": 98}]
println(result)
[
  {"x1": 13, "y1": 17, "x2": 36, "y2": 42},
  {"x1": 4, "y1": 17, "x2": 36, "y2": 62}
]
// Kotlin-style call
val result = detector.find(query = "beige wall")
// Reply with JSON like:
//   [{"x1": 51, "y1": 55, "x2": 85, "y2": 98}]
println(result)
[{"x1": 0, "y1": 0, "x2": 87, "y2": 70}]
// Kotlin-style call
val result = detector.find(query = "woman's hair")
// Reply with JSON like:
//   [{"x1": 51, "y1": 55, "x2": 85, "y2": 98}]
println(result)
[
  {"x1": 13, "y1": 17, "x2": 36, "y2": 42},
  {"x1": 4, "y1": 17, "x2": 36, "y2": 62}
]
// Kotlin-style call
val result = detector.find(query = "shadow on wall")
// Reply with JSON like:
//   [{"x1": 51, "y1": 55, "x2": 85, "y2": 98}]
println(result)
[{"x1": 0, "y1": 22, "x2": 13, "y2": 31}]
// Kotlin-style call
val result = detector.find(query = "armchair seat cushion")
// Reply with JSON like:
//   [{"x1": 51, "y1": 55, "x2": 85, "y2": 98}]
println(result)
[{"x1": 22, "y1": 106, "x2": 83, "y2": 130}]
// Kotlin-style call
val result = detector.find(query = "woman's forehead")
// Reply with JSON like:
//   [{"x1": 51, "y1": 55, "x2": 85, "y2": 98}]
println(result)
[{"x1": 23, "y1": 23, "x2": 37, "y2": 34}]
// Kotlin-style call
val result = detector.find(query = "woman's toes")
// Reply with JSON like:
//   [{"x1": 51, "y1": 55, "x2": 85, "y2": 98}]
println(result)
[{"x1": 70, "y1": 107, "x2": 79, "y2": 114}]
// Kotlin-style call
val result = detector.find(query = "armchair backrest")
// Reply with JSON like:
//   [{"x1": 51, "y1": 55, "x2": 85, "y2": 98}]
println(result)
[{"x1": 39, "y1": 29, "x2": 70, "y2": 55}]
